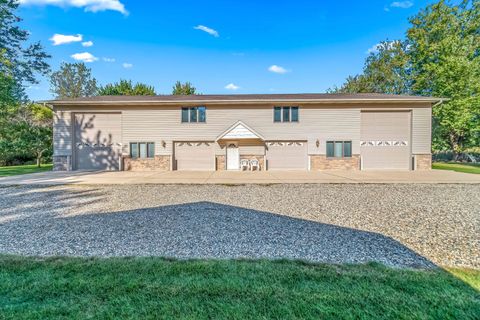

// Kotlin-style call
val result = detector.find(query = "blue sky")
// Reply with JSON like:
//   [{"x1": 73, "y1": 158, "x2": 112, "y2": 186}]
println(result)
[{"x1": 19, "y1": 0, "x2": 433, "y2": 100}]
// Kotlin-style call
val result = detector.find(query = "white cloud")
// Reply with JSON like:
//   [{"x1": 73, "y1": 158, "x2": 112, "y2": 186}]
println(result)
[
  {"x1": 268, "y1": 65, "x2": 288, "y2": 74},
  {"x1": 82, "y1": 40, "x2": 93, "y2": 47},
  {"x1": 366, "y1": 40, "x2": 401, "y2": 54},
  {"x1": 122, "y1": 62, "x2": 133, "y2": 68},
  {"x1": 366, "y1": 43, "x2": 381, "y2": 54},
  {"x1": 49, "y1": 33, "x2": 82, "y2": 45},
  {"x1": 19, "y1": 0, "x2": 128, "y2": 15},
  {"x1": 194, "y1": 25, "x2": 219, "y2": 37},
  {"x1": 390, "y1": 1, "x2": 413, "y2": 9},
  {"x1": 225, "y1": 83, "x2": 240, "y2": 90},
  {"x1": 71, "y1": 52, "x2": 98, "y2": 62},
  {"x1": 103, "y1": 57, "x2": 115, "y2": 62}
]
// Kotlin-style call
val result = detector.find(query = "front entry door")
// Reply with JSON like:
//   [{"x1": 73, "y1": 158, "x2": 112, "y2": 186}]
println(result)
[{"x1": 226, "y1": 143, "x2": 239, "y2": 170}]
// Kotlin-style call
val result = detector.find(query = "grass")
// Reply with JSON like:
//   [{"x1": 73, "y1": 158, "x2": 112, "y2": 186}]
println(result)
[
  {"x1": 433, "y1": 162, "x2": 480, "y2": 174},
  {"x1": 0, "y1": 256, "x2": 478, "y2": 319},
  {"x1": 0, "y1": 164, "x2": 52, "y2": 177}
]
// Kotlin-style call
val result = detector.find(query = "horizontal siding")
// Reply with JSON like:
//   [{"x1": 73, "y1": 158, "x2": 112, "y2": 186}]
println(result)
[
  {"x1": 53, "y1": 110, "x2": 72, "y2": 156},
  {"x1": 412, "y1": 108, "x2": 431, "y2": 154},
  {"x1": 120, "y1": 105, "x2": 360, "y2": 156},
  {"x1": 54, "y1": 103, "x2": 431, "y2": 158}
]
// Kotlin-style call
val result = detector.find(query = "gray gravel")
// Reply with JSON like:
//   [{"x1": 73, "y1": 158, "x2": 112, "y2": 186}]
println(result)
[{"x1": 0, "y1": 184, "x2": 478, "y2": 269}]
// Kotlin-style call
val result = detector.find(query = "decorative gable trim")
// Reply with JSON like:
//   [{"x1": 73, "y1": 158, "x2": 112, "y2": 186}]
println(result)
[{"x1": 215, "y1": 121, "x2": 265, "y2": 141}]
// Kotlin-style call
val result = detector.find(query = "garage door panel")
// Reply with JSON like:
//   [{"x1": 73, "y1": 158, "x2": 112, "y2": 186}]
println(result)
[
  {"x1": 175, "y1": 142, "x2": 214, "y2": 171},
  {"x1": 361, "y1": 112, "x2": 411, "y2": 170},
  {"x1": 360, "y1": 146, "x2": 410, "y2": 170},
  {"x1": 74, "y1": 113, "x2": 121, "y2": 171},
  {"x1": 75, "y1": 146, "x2": 121, "y2": 170},
  {"x1": 266, "y1": 141, "x2": 307, "y2": 170}
]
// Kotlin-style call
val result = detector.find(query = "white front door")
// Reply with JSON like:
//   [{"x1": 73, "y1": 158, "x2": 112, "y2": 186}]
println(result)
[{"x1": 226, "y1": 143, "x2": 240, "y2": 170}]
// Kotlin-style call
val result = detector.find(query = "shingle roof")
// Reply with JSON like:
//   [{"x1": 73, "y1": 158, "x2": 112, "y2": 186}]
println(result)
[{"x1": 45, "y1": 93, "x2": 442, "y2": 105}]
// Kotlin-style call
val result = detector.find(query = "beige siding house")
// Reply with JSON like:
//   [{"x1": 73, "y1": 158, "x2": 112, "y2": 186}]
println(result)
[{"x1": 49, "y1": 93, "x2": 440, "y2": 172}]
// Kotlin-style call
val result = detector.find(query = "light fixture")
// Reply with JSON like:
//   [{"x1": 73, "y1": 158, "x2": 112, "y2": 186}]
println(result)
[
  {"x1": 316, "y1": 139, "x2": 320, "y2": 148},
  {"x1": 161, "y1": 140, "x2": 166, "y2": 148}
]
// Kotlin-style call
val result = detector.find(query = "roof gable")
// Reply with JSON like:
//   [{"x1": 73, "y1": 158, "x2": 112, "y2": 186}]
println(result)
[{"x1": 216, "y1": 121, "x2": 265, "y2": 141}]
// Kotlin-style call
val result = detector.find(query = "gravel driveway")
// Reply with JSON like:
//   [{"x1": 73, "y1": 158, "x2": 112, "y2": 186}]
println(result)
[{"x1": 0, "y1": 184, "x2": 478, "y2": 269}]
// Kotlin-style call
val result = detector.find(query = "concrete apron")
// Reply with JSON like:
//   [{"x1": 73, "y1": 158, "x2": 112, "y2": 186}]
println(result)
[{"x1": 1, "y1": 169, "x2": 480, "y2": 185}]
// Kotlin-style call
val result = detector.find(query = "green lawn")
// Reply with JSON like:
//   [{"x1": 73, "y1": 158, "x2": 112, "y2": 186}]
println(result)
[
  {"x1": 0, "y1": 256, "x2": 478, "y2": 319},
  {"x1": 433, "y1": 162, "x2": 480, "y2": 174},
  {"x1": 0, "y1": 164, "x2": 52, "y2": 177}
]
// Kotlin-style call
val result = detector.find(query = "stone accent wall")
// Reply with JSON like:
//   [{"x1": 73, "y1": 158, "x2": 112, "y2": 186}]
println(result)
[
  {"x1": 53, "y1": 155, "x2": 70, "y2": 171},
  {"x1": 240, "y1": 155, "x2": 265, "y2": 171},
  {"x1": 123, "y1": 155, "x2": 170, "y2": 171},
  {"x1": 415, "y1": 154, "x2": 432, "y2": 170},
  {"x1": 216, "y1": 155, "x2": 226, "y2": 170},
  {"x1": 310, "y1": 155, "x2": 360, "y2": 171}
]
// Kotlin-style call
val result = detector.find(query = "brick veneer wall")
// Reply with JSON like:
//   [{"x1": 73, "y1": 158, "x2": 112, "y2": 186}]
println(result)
[
  {"x1": 216, "y1": 155, "x2": 226, "y2": 170},
  {"x1": 415, "y1": 154, "x2": 432, "y2": 170},
  {"x1": 123, "y1": 155, "x2": 170, "y2": 171},
  {"x1": 310, "y1": 155, "x2": 360, "y2": 170}
]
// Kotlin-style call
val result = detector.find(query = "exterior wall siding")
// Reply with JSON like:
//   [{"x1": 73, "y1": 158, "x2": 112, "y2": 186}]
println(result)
[
  {"x1": 53, "y1": 103, "x2": 432, "y2": 171},
  {"x1": 412, "y1": 108, "x2": 432, "y2": 154},
  {"x1": 76, "y1": 105, "x2": 362, "y2": 156},
  {"x1": 53, "y1": 109, "x2": 72, "y2": 156}
]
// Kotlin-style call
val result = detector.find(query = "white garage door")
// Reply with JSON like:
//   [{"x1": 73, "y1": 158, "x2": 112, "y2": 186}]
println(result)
[
  {"x1": 266, "y1": 141, "x2": 308, "y2": 170},
  {"x1": 361, "y1": 112, "x2": 411, "y2": 170},
  {"x1": 174, "y1": 142, "x2": 215, "y2": 171},
  {"x1": 74, "y1": 113, "x2": 121, "y2": 170}
]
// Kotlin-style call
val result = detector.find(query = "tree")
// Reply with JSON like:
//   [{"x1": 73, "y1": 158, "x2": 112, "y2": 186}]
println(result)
[
  {"x1": 98, "y1": 79, "x2": 156, "y2": 95},
  {"x1": 408, "y1": 0, "x2": 480, "y2": 154},
  {"x1": 0, "y1": 0, "x2": 51, "y2": 166},
  {"x1": 50, "y1": 62, "x2": 98, "y2": 99},
  {"x1": 0, "y1": 103, "x2": 53, "y2": 167},
  {"x1": 332, "y1": 0, "x2": 480, "y2": 154},
  {"x1": 330, "y1": 41, "x2": 410, "y2": 94},
  {"x1": 0, "y1": 0, "x2": 50, "y2": 98},
  {"x1": 172, "y1": 81, "x2": 197, "y2": 95}
]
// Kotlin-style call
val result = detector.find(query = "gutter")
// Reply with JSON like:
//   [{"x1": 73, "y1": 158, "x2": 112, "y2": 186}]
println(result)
[{"x1": 45, "y1": 98, "x2": 443, "y2": 106}]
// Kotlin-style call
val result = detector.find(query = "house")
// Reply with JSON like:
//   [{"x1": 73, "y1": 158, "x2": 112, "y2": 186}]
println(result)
[{"x1": 48, "y1": 93, "x2": 441, "y2": 172}]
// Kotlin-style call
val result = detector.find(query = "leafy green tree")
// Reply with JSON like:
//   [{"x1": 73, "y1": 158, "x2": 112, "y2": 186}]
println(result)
[
  {"x1": 408, "y1": 0, "x2": 480, "y2": 154},
  {"x1": 0, "y1": 103, "x2": 53, "y2": 166},
  {"x1": 172, "y1": 81, "x2": 197, "y2": 95},
  {"x1": 50, "y1": 62, "x2": 98, "y2": 99},
  {"x1": 98, "y1": 79, "x2": 156, "y2": 95},
  {"x1": 330, "y1": 41, "x2": 410, "y2": 94},
  {"x1": 332, "y1": 1, "x2": 480, "y2": 154},
  {"x1": 0, "y1": 1, "x2": 51, "y2": 166},
  {"x1": 0, "y1": 0, "x2": 50, "y2": 97}
]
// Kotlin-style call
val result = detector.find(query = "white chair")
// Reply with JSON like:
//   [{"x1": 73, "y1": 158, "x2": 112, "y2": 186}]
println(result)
[
  {"x1": 240, "y1": 159, "x2": 250, "y2": 171},
  {"x1": 249, "y1": 159, "x2": 260, "y2": 171}
]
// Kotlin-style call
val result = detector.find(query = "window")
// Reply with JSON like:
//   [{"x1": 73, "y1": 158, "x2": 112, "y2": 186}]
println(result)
[
  {"x1": 274, "y1": 107, "x2": 282, "y2": 122},
  {"x1": 181, "y1": 108, "x2": 189, "y2": 122},
  {"x1": 198, "y1": 106, "x2": 206, "y2": 122},
  {"x1": 130, "y1": 142, "x2": 155, "y2": 159},
  {"x1": 182, "y1": 106, "x2": 206, "y2": 123},
  {"x1": 274, "y1": 106, "x2": 299, "y2": 122},
  {"x1": 139, "y1": 143, "x2": 147, "y2": 158},
  {"x1": 291, "y1": 107, "x2": 299, "y2": 122},
  {"x1": 189, "y1": 107, "x2": 197, "y2": 122},
  {"x1": 147, "y1": 142, "x2": 155, "y2": 158},
  {"x1": 130, "y1": 142, "x2": 138, "y2": 158},
  {"x1": 326, "y1": 141, "x2": 352, "y2": 158},
  {"x1": 283, "y1": 107, "x2": 290, "y2": 122}
]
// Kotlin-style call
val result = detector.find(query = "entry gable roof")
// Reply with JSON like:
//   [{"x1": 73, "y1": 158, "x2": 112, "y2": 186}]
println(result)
[{"x1": 216, "y1": 121, "x2": 265, "y2": 141}]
